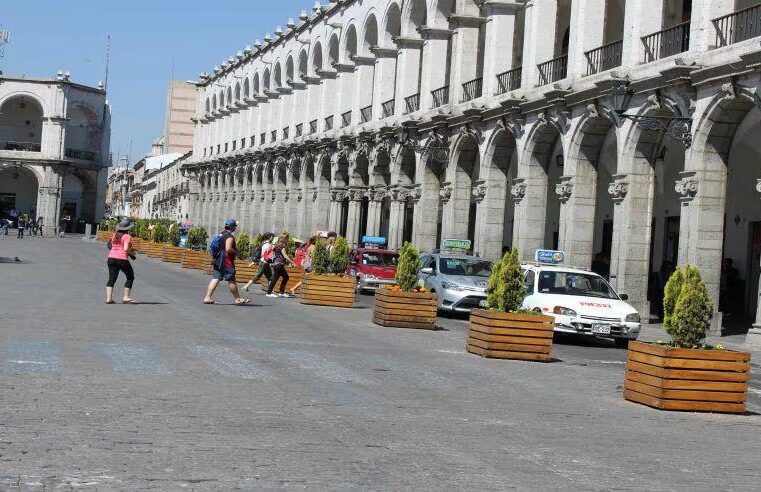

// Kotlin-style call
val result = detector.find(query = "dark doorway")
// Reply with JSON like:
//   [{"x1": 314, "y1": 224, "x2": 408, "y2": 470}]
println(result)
[
  {"x1": 664, "y1": 216, "x2": 680, "y2": 266},
  {"x1": 403, "y1": 200, "x2": 414, "y2": 244},
  {"x1": 467, "y1": 201, "x2": 477, "y2": 248},
  {"x1": 747, "y1": 221, "x2": 761, "y2": 321},
  {"x1": 601, "y1": 220, "x2": 613, "y2": 258},
  {"x1": 339, "y1": 200, "x2": 349, "y2": 237},
  {"x1": 358, "y1": 198, "x2": 369, "y2": 244}
]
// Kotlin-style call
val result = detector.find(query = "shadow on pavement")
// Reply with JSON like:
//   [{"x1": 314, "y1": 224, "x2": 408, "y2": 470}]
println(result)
[{"x1": 0, "y1": 257, "x2": 21, "y2": 263}]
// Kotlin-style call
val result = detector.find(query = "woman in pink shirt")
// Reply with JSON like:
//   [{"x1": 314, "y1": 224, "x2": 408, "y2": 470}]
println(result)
[{"x1": 106, "y1": 218, "x2": 136, "y2": 304}]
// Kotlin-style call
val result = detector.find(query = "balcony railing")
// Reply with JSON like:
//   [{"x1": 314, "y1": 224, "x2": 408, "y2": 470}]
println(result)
[
  {"x1": 360, "y1": 105, "x2": 373, "y2": 123},
  {"x1": 282, "y1": 127, "x2": 289, "y2": 140},
  {"x1": 341, "y1": 110, "x2": 352, "y2": 128},
  {"x1": 496, "y1": 66, "x2": 522, "y2": 95},
  {"x1": 642, "y1": 21, "x2": 690, "y2": 63},
  {"x1": 461, "y1": 77, "x2": 483, "y2": 102},
  {"x1": 537, "y1": 54, "x2": 568, "y2": 85},
  {"x1": 65, "y1": 148, "x2": 97, "y2": 161},
  {"x1": 295, "y1": 123, "x2": 303, "y2": 137},
  {"x1": 713, "y1": 3, "x2": 761, "y2": 47},
  {"x1": 1, "y1": 140, "x2": 41, "y2": 152},
  {"x1": 404, "y1": 93, "x2": 420, "y2": 114},
  {"x1": 585, "y1": 39, "x2": 623, "y2": 75},
  {"x1": 270, "y1": 130, "x2": 277, "y2": 143},
  {"x1": 309, "y1": 119, "x2": 318, "y2": 134},
  {"x1": 381, "y1": 99, "x2": 395, "y2": 118},
  {"x1": 324, "y1": 115, "x2": 334, "y2": 131},
  {"x1": 431, "y1": 85, "x2": 449, "y2": 108}
]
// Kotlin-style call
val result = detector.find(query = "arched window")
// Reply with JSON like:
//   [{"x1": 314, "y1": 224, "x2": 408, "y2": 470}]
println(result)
[
  {"x1": 0, "y1": 96, "x2": 44, "y2": 151},
  {"x1": 343, "y1": 24, "x2": 358, "y2": 62},
  {"x1": 383, "y1": 2, "x2": 402, "y2": 46},
  {"x1": 329, "y1": 34, "x2": 340, "y2": 66},
  {"x1": 312, "y1": 42, "x2": 324, "y2": 74},
  {"x1": 363, "y1": 14, "x2": 379, "y2": 54},
  {"x1": 298, "y1": 49, "x2": 308, "y2": 80},
  {"x1": 253, "y1": 73, "x2": 260, "y2": 95},
  {"x1": 263, "y1": 68, "x2": 271, "y2": 91},
  {"x1": 234, "y1": 82, "x2": 241, "y2": 102},
  {"x1": 243, "y1": 79, "x2": 250, "y2": 99},
  {"x1": 274, "y1": 62, "x2": 282, "y2": 89},
  {"x1": 286, "y1": 56, "x2": 295, "y2": 84}
]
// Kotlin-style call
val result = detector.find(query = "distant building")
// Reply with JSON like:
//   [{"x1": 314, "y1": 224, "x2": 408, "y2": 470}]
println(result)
[
  {"x1": 0, "y1": 72, "x2": 110, "y2": 232},
  {"x1": 151, "y1": 81, "x2": 196, "y2": 155},
  {"x1": 129, "y1": 152, "x2": 189, "y2": 220}
]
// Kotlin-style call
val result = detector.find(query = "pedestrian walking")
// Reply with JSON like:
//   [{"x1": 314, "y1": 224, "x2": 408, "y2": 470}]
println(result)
[
  {"x1": 204, "y1": 219, "x2": 250, "y2": 305},
  {"x1": 242, "y1": 232, "x2": 274, "y2": 292},
  {"x1": 266, "y1": 233, "x2": 294, "y2": 298},
  {"x1": 17, "y1": 216, "x2": 26, "y2": 239},
  {"x1": 28, "y1": 217, "x2": 37, "y2": 237},
  {"x1": 1, "y1": 218, "x2": 9, "y2": 236},
  {"x1": 58, "y1": 215, "x2": 70, "y2": 238},
  {"x1": 37, "y1": 217, "x2": 44, "y2": 237},
  {"x1": 105, "y1": 218, "x2": 137, "y2": 304},
  {"x1": 289, "y1": 236, "x2": 316, "y2": 296},
  {"x1": 326, "y1": 231, "x2": 337, "y2": 254}
]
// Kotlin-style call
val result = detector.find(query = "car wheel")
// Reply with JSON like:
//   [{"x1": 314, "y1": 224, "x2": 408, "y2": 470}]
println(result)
[{"x1": 614, "y1": 338, "x2": 631, "y2": 349}]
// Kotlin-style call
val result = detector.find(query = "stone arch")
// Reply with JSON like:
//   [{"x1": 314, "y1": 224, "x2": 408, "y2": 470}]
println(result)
[
  {"x1": 0, "y1": 164, "x2": 40, "y2": 221},
  {"x1": 0, "y1": 91, "x2": 48, "y2": 117},
  {"x1": 362, "y1": 12, "x2": 379, "y2": 55},
  {"x1": 349, "y1": 153, "x2": 370, "y2": 187},
  {"x1": 226, "y1": 86, "x2": 233, "y2": 107},
  {"x1": 0, "y1": 95, "x2": 45, "y2": 150},
  {"x1": 310, "y1": 40, "x2": 324, "y2": 74},
  {"x1": 286, "y1": 55, "x2": 295, "y2": 84},
  {"x1": 298, "y1": 49, "x2": 308, "y2": 79},
  {"x1": 432, "y1": 0, "x2": 456, "y2": 28},
  {"x1": 342, "y1": 23, "x2": 359, "y2": 63},
  {"x1": 205, "y1": 97, "x2": 211, "y2": 113},
  {"x1": 328, "y1": 34, "x2": 340, "y2": 66},
  {"x1": 263, "y1": 68, "x2": 271, "y2": 91},
  {"x1": 243, "y1": 78, "x2": 250, "y2": 99},
  {"x1": 382, "y1": 1, "x2": 402, "y2": 46},
  {"x1": 234, "y1": 82, "x2": 241, "y2": 101},
  {"x1": 253, "y1": 72, "x2": 261, "y2": 95},
  {"x1": 66, "y1": 103, "x2": 101, "y2": 154},
  {"x1": 401, "y1": 0, "x2": 427, "y2": 38},
  {"x1": 274, "y1": 62, "x2": 283, "y2": 89},
  {"x1": 479, "y1": 127, "x2": 519, "y2": 258},
  {"x1": 444, "y1": 132, "x2": 481, "y2": 246}
]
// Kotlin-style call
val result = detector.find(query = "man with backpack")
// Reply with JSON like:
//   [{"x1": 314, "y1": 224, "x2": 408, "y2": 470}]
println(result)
[
  {"x1": 242, "y1": 232, "x2": 274, "y2": 293},
  {"x1": 203, "y1": 219, "x2": 250, "y2": 305}
]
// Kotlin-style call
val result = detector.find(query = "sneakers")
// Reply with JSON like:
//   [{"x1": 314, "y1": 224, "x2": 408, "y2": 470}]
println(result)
[
  {"x1": 279, "y1": 293, "x2": 293, "y2": 298},
  {"x1": 266, "y1": 293, "x2": 279, "y2": 298}
]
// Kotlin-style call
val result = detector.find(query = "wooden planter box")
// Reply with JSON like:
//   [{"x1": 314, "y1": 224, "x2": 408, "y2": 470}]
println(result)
[
  {"x1": 96, "y1": 230, "x2": 111, "y2": 241},
  {"x1": 257, "y1": 266, "x2": 305, "y2": 293},
  {"x1": 162, "y1": 245, "x2": 184, "y2": 263},
  {"x1": 181, "y1": 249, "x2": 211, "y2": 273},
  {"x1": 300, "y1": 273, "x2": 355, "y2": 308},
  {"x1": 373, "y1": 288, "x2": 438, "y2": 330},
  {"x1": 624, "y1": 341, "x2": 750, "y2": 414},
  {"x1": 131, "y1": 238, "x2": 146, "y2": 253},
  {"x1": 466, "y1": 309, "x2": 554, "y2": 362},
  {"x1": 145, "y1": 242, "x2": 166, "y2": 258}
]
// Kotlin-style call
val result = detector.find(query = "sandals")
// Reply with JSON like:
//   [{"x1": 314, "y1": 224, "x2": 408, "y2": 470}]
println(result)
[
  {"x1": 105, "y1": 300, "x2": 115, "y2": 304},
  {"x1": 203, "y1": 300, "x2": 217, "y2": 305},
  {"x1": 235, "y1": 298, "x2": 251, "y2": 306},
  {"x1": 122, "y1": 298, "x2": 134, "y2": 304}
]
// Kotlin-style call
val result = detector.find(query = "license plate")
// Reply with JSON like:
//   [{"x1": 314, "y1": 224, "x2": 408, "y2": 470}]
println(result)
[{"x1": 591, "y1": 324, "x2": 611, "y2": 335}]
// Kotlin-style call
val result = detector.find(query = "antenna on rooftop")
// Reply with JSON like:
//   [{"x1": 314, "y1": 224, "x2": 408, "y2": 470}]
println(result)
[
  {"x1": 103, "y1": 34, "x2": 111, "y2": 92},
  {"x1": 0, "y1": 27, "x2": 11, "y2": 74}
]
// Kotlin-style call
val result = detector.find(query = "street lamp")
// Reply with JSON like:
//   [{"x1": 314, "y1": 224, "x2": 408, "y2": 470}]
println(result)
[{"x1": 611, "y1": 81, "x2": 693, "y2": 148}]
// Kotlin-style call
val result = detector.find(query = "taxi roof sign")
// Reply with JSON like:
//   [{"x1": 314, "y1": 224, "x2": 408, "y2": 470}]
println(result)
[
  {"x1": 535, "y1": 249, "x2": 565, "y2": 264},
  {"x1": 362, "y1": 235, "x2": 387, "y2": 246},
  {"x1": 442, "y1": 239, "x2": 472, "y2": 251}
]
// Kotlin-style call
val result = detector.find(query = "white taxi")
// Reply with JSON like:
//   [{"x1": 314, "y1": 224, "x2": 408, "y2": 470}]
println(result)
[{"x1": 520, "y1": 253, "x2": 641, "y2": 347}]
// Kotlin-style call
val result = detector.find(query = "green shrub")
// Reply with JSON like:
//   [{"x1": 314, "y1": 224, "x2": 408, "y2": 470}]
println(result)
[
  {"x1": 280, "y1": 230, "x2": 297, "y2": 258},
  {"x1": 311, "y1": 239, "x2": 330, "y2": 275},
  {"x1": 396, "y1": 242, "x2": 421, "y2": 292},
  {"x1": 151, "y1": 222, "x2": 169, "y2": 243},
  {"x1": 168, "y1": 224, "x2": 180, "y2": 246},
  {"x1": 664, "y1": 265, "x2": 714, "y2": 348},
  {"x1": 139, "y1": 220, "x2": 151, "y2": 241},
  {"x1": 186, "y1": 227, "x2": 208, "y2": 250},
  {"x1": 236, "y1": 233, "x2": 251, "y2": 259},
  {"x1": 486, "y1": 249, "x2": 525, "y2": 313},
  {"x1": 329, "y1": 236, "x2": 350, "y2": 274},
  {"x1": 250, "y1": 234, "x2": 262, "y2": 252}
]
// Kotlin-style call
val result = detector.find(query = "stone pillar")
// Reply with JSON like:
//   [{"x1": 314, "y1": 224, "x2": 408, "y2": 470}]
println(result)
[
  {"x1": 512, "y1": 173, "x2": 548, "y2": 262},
  {"x1": 328, "y1": 190, "x2": 343, "y2": 232},
  {"x1": 313, "y1": 187, "x2": 331, "y2": 233},
  {"x1": 371, "y1": 48, "x2": 398, "y2": 119},
  {"x1": 481, "y1": 1, "x2": 522, "y2": 96},
  {"x1": 345, "y1": 190, "x2": 364, "y2": 247},
  {"x1": 677, "y1": 166, "x2": 726, "y2": 336},
  {"x1": 353, "y1": 57, "x2": 376, "y2": 121},
  {"x1": 557, "y1": 172, "x2": 596, "y2": 269},
  {"x1": 41, "y1": 116, "x2": 66, "y2": 160},
  {"x1": 519, "y1": 0, "x2": 557, "y2": 88},
  {"x1": 387, "y1": 190, "x2": 405, "y2": 251},
  {"x1": 749, "y1": 180, "x2": 761, "y2": 346},
  {"x1": 621, "y1": 0, "x2": 665, "y2": 68},
  {"x1": 418, "y1": 27, "x2": 452, "y2": 110},
  {"x1": 413, "y1": 180, "x2": 439, "y2": 252},
  {"x1": 366, "y1": 190, "x2": 383, "y2": 237},
  {"x1": 449, "y1": 16, "x2": 485, "y2": 104},
  {"x1": 271, "y1": 187, "x2": 284, "y2": 233},
  {"x1": 473, "y1": 180, "x2": 505, "y2": 262},
  {"x1": 608, "y1": 172, "x2": 653, "y2": 319},
  {"x1": 394, "y1": 38, "x2": 425, "y2": 115}
]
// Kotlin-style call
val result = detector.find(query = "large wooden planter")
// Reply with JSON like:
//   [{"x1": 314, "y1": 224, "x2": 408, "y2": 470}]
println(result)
[
  {"x1": 96, "y1": 230, "x2": 111, "y2": 241},
  {"x1": 162, "y1": 245, "x2": 184, "y2": 263},
  {"x1": 258, "y1": 266, "x2": 305, "y2": 292},
  {"x1": 131, "y1": 238, "x2": 146, "y2": 253},
  {"x1": 373, "y1": 288, "x2": 438, "y2": 330},
  {"x1": 181, "y1": 249, "x2": 211, "y2": 273},
  {"x1": 300, "y1": 273, "x2": 355, "y2": 308},
  {"x1": 624, "y1": 341, "x2": 750, "y2": 414},
  {"x1": 145, "y1": 242, "x2": 166, "y2": 258},
  {"x1": 466, "y1": 309, "x2": 554, "y2": 362}
]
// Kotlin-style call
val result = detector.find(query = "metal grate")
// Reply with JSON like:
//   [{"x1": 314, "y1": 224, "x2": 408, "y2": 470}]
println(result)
[
  {"x1": 461, "y1": 77, "x2": 483, "y2": 102},
  {"x1": 495, "y1": 67, "x2": 522, "y2": 94},
  {"x1": 713, "y1": 3, "x2": 761, "y2": 47},
  {"x1": 641, "y1": 21, "x2": 690, "y2": 63},
  {"x1": 295, "y1": 123, "x2": 303, "y2": 137},
  {"x1": 341, "y1": 110, "x2": 352, "y2": 128},
  {"x1": 324, "y1": 115, "x2": 334, "y2": 131},
  {"x1": 584, "y1": 39, "x2": 623, "y2": 75},
  {"x1": 537, "y1": 54, "x2": 568, "y2": 85},
  {"x1": 309, "y1": 119, "x2": 318, "y2": 134},
  {"x1": 360, "y1": 105, "x2": 373, "y2": 123},
  {"x1": 404, "y1": 93, "x2": 420, "y2": 114},
  {"x1": 431, "y1": 85, "x2": 449, "y2": 108},
  {"x1": 381, "y1": 99, "x2": 395, "y2": 118},
  {"x1": 2, "y1": 140, "x2": 41, "y2": 152}
]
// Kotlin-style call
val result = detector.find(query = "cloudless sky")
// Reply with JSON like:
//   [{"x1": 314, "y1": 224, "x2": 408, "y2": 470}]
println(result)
[{"x1": 2, "y1": 0, "x2": 309, "y2": 163}]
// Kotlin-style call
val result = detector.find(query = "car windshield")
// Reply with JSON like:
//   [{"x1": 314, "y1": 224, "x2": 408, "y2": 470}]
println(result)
[
  {"x1": 361, "y1": 253, "x2": 398, "y2": 266},
  {"x1": 536, "y1": 271, "x2": 619, "y2": 299},
  {"x1": 439, "y1": 258, "x2": 493, "y2": 277}
]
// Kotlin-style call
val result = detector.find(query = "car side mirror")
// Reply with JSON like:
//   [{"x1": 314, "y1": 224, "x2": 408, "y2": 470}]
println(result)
[
  {"x1": 420, "y1": 267, "x2": 434, "y2": 275},
  {"x1": 619, "y1": 294, "x2": 628, "y2": 301}
]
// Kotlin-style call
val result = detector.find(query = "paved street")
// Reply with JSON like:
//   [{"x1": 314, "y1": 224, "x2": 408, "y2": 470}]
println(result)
[{"x1": 0, "y1": 236, "x2": 760, "y2": 489}]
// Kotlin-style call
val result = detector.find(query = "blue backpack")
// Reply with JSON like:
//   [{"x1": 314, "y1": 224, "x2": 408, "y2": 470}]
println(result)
[{"x1": 209, "y1": 232, "x2": 229, "y2": 259}]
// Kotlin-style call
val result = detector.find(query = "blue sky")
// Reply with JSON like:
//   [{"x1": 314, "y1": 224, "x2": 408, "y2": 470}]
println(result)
[{"x1": 2, "y1": 0, "x2": 308, "y2": 163}]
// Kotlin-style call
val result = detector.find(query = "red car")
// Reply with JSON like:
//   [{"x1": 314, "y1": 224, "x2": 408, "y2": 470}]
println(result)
[{"x1": 347, "y1": 247, "x2": 399, "y2": 294}]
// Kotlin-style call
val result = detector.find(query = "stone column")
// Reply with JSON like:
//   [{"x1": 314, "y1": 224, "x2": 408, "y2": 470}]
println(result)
[
  {"x1": 345, "y1": 189, "x2": 364, "y2": 247},
  {"x1": 512, "y1": 173, "x2": 548, "y2": 262},
  {"x1": 249, "y1": 177, "x2": 261, "y2": 235},
  {"x1": 328, "y1": 190, "x2": 344, "y2": 232},
  {"x1": 557, "y1": 172, "x2": 596, "y2": 269},
  {"x1": 353, "y1": 57, "x2": 376, "y2": 121},
  {"x1": 371, "y1": 48, "x2": 398, "y2": 120},
  {"x1": 519, "y1": 0, "x2": 557, "y2": 88},
  {"x1": 387, "y1": 189, "x2": 405, "y2": 251},
  {"x1": 418, "y1": 27, "x2": 453, "y2": 110},
  {"x1": 366, "y1": 189, "x2": 383, "y2": 237},
  {"x1": 413, "y1": 180, "x2": 439, "y2": 252},
  {"x1": 747, "y1": 179, "x2": 761, "y2": 346},
  {"x1": 394, "y1": 38, "x2": 425, "y2": 115},
  {"x1": 481, "y1": 1, "x2": 522, "y2": 96},
  {"x1": 473, "y1": 180, "x2": 504, "y2": 262},
  {"x1": 312, "y1": 187, "x2": 331, "y2": 233},
  {"x1": 449, "y1": 16, "x2": 485, "y2": 104},
  {"x1": 677, "y1": 167, "x2": 726, "y2": 336}
]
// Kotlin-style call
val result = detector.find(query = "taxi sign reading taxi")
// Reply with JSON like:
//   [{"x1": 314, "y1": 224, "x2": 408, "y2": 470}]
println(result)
[
  {"x1": 535, "y1": 249, "x2": 565, "y2": 264},
  {"x1": 442, "y1": 239, "x2": 472, "y2": 250},
  {"x1": 362, "y1": 235, "x2": 387, "y2": 246}
]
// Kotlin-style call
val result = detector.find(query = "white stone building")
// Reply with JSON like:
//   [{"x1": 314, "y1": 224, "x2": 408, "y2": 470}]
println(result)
[
  {"x1": 134, "y1": 152, "x2": 191, "y2": 221},
  {"x1": 182, "y1": 0, "x2": 761, "y2": 336},
  {"x1": 0, "y1": 72, "x2": 110, "y2": 232}
]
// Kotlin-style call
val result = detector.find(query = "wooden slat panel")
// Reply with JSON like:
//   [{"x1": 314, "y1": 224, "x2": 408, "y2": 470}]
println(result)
[
  {"x1": 468, "y1": 331, "x2": 553, "y2": 346},
  {"x1": 625, "y1": 360, "x2": 750, "y2": 382},
  {"x1": 471, "y1": 308, "x2": 554, "y2": 324},
  {"x1": 629, "y1": 341, "x2": 750, "y2": 362},
  {"x1": 626, "y1": 370, "x2": 748, "y2": 392},
  {"x1": 374, "y1": 313, "x2": 437, "y2": 323},
  {"x1": 625, "y1": 380, "x2": 746, "y2": 403},
  {"x1": 469, "y1": 323, "x2": 554, "y2": 339},
  {"x1": 470, "y1": 315, "x2": 554, "y2": 332},
  {"x1": 375, "y1": 293, "x2": 437, "y2": 307},
  {"x1": 627, "y1": 351, "x2": 749, "y2": 372},
  {"x1": 466, "y1": 344, "x2": 551, "y2": 362},
  {"x1": 624, "y1": 388, "x2": 746, "y2": 413},
  {"x1": 467, "y1": 337, "x2": 550, "y2": 354},
  {"x1": 374, "y1": 304, "x2": 437, "y2": 317}
]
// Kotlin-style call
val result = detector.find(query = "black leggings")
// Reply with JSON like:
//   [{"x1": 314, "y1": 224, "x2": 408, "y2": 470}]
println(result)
[
  {"x1": 107, "y1": 258, "x2": 135, "y2": 288},
  {"x1": 267, "y1": 264, "x2": 289, "y2": 294}
]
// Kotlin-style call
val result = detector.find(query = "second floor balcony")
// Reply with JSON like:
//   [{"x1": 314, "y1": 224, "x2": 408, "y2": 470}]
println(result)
[
  {"x1": 537, "y1": 54, "x2": 568, "y2": 86},
  {"x1": 461, "y1": 77, "x2": 483, "y2": 103},
  {"x1": 585, "y1": 39, "x2": 623, "y2": 76},
  {"x1": 1, "y1": 140, "x2": 41, "y2": 153},
  {"x1": 431, "y1": 86, "x2": 449, "y2": 109},
  {"x1": 65, "y1": 148, "x2": 97, "y2": 161},
  {"x1": 496, "y1": 67, "x2": 522, "y2": 95},
  {"x1": 713, "y1": 3, "x2": 761, "y2": 47},
  {"x1": 381, "y1": 99, "x2": 395, "y2": 118},
  {"x1": 642, "y1": 21, "x2": 691, "y2": 63},
  {"x1": 404, "y1": 93, "x2": 420, "y2": 115}
]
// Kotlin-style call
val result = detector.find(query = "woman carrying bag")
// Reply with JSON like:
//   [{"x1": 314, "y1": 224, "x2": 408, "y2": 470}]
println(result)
[{"x1": 105, "y1": 218, "x2": 137, "y2": 304}]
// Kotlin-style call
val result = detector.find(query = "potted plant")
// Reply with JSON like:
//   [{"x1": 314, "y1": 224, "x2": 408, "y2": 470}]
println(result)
[
  {"x1": 373, "y1": 242, "x2": 437, "y2": 330},
  {"x1": 162, "y1": 224, "x2": 184, "y2": 263},
  {"x1": 466, "y1": 249, "x2": 554, "y2": 361},
  {"x1": 181, "y1": 227, "x2": 211, "y2": 272},
  {"x1": 300, "y1": 236, "x2": 356, "y2": 308},
  {"x1": 624, "y1": 265, "x2": 750, "y2": 413}
]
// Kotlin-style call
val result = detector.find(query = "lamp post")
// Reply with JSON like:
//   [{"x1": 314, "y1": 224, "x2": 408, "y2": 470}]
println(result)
[{"x1": 611, "y1": 81, "x2": 693, "y2": 148}]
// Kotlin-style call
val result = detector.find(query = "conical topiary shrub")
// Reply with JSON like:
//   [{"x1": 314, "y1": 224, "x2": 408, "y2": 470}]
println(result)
[
  {"x1": 486, "y1": 249, "x2": 525, "y2": 313},
  {"x1": 329, "y1": 236, "x2": 350, "y2": 274},
  {"x1": 301, "y1": 237, "x2": 356, "y2": 308},
  {"x1": 663, "y1": 265, "x2": 713, "y2": 348},
  {"x1": 236, "y1": 233, "x2": 251, "y2": 260},
  {"x1": 395, "y1": 241, "x2": 421, "y2": 292}
]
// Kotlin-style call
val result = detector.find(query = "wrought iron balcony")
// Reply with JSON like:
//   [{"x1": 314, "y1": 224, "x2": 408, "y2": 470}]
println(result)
[
  {"x1": 324, "y1": 115, "x2": 334, "y2": 131},
  {"x1": 404, "y1": 93, "x2": 420, "y2": 114},
  {"x1": 295, "y1": 123, "x2": 303, "y2": 137},
  {"x1": 309, "y1": 119, "x2": 318, "y2": 134},
  {"x1": 341, "y1": 110, "x2": 352, "y2": 128},
  {"x1": 713, "y1": 3, "x2": 761, "y2": 47},
  {"x1": 381, "y1": 99, "x2": 395, "y2": 118},
  {"x1": 1, "y1": 140, "x2": 41, "y2": 152},
  {"x1": 496, "y1": 66, "x2": 522, "y2": 95},
  {"x1": 461, "y1": 77, "x2": 483, "y2": 102},
  {"x1": 360, "y1": 105, "x2": 373, "y2": 123},
  {"x1": 585, "y1": 39, "x2": 623, "y2": 75},
  {"x1": 65, "y1": 148, "x2": 97, "y2": 161},
  {"x1": 642, "y1": 21, "x2": 690, "y2": 63},
  {"x1": 537, "y1": 54, "x2": 568, "y2": 85},
  {"x1": 431, "y1": 85, "x2": 449, "y2": 108}
]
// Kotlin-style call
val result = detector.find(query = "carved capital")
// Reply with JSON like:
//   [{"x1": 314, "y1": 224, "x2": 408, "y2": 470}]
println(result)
[
  {"x1": 756, "y1": 178, "x2": 761, "y2": 195},
  {"x1": 675, "y1": 172, "x2": 698, "y2": 202},
  {"x1": 439, "y1": 184, "x2": 453, "y2": 204},
  {"x1": 472, "y1": 181, "x2": 487, "y2": 203},
  {"x1": 554, "y1": 177, "x2": 573, "y2": 204},
  {"x1": 607, "y1": 174, "x2": 629, "y2": 204},
  {"x1": 510, "y1": 179, "x2": 526, "y2": 204}
]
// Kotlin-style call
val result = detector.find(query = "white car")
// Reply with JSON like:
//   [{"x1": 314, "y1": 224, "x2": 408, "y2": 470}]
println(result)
[{"x1": 521, "y1": 263, "x2": 641, "y2": 347}]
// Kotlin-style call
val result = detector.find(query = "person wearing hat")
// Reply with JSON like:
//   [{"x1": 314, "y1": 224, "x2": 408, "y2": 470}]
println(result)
[
  {"x1": 105, "y1": 218, "x2": 137, "y2": 304},
  {"x1": 204, "y1": 218, "x2": 250, "y2": 305}
]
